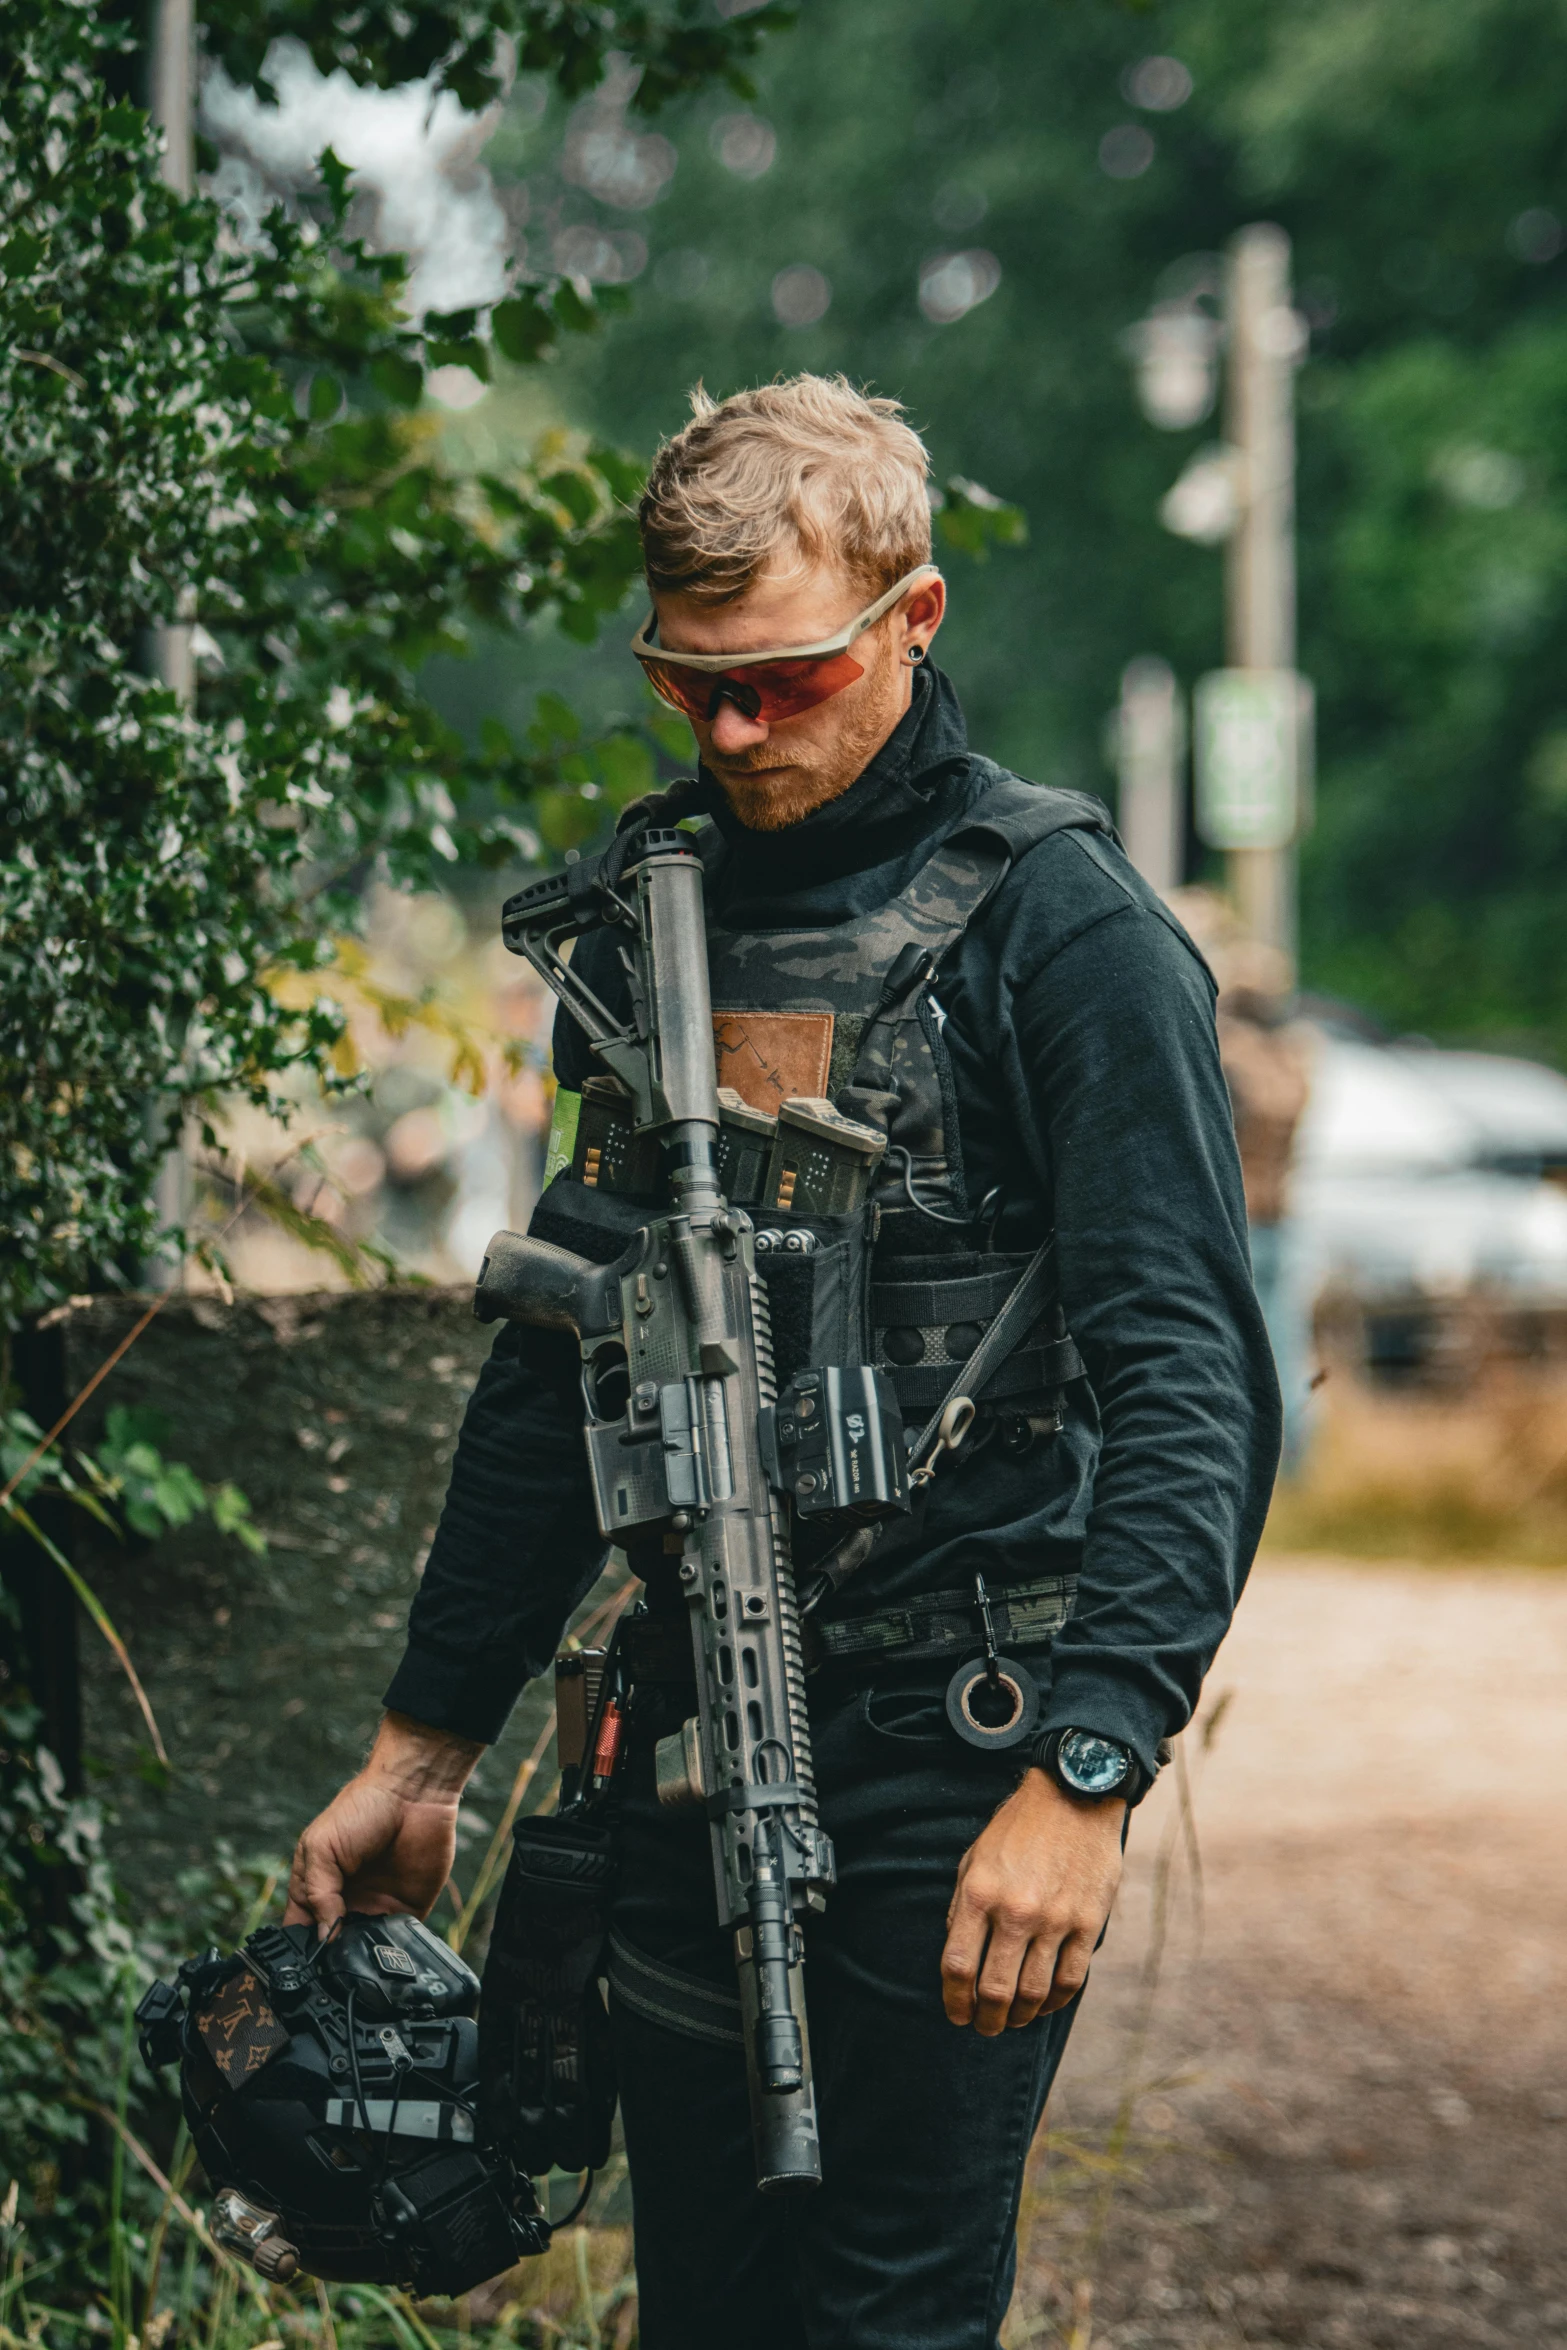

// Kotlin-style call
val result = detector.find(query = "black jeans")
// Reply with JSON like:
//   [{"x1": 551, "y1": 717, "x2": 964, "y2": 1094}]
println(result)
[{"x1": 609, "y1": 1666, "x2": 1080, "y2": 2350}]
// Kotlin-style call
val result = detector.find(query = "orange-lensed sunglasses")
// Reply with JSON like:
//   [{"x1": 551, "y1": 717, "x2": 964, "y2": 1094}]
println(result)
[{"x1": 630, "y1": 565, "x2": 941, "y2": 725}]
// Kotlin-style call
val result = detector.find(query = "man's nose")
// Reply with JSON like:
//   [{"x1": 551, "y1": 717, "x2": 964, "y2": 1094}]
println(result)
[{"x1": 708, "y1": 698, "x2": 770, "y2": 753}]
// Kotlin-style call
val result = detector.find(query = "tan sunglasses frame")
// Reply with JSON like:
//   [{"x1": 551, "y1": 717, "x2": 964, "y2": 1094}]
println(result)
[{"x1": 629, "y1": 564, "x2": 943, "y2": 673}]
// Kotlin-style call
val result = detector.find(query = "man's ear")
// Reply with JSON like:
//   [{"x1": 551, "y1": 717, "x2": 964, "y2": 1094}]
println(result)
[{"x1": 901, "y1": 574, "x2": 946, "y2": 659}]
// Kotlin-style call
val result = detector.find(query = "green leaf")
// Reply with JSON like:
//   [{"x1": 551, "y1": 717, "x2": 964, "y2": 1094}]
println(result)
[
  {"x1": 118, "y1": 1442, "x2": 167, "y2": 1481},
  {"x1": 371, "y1": 351, "x2": 424, "y2": 408},
  {"x1": 150, "y1": 1462, "x2": 204, "y2": 1528},
  {"x1": 541, "y1": 468, "x2": 599, "y2": 528},
  {"x1": 105, "y1": 1405, "x2": 171, "y2": 1451},
  {"x1": 647, "y1": 708, "x2": 696, "y2": 760},
  {"x1": 536, "y1": 785, "x2": 603, "y2": 853},
  {"x1": 317, "y1": 145, "x2": 354, "y2": 215},
  {"x1": 935, "y1": 476, "x2": 1028, "y2": 563},
  {"x1": 209, "y1": 1482, "x2": 267, "y2": 1555},
  {"x1": 308, "y1": 368, "x2": 344, "y2": 421},
  {"x1": 533, "y1": 691, "x2": 582, "y2": 746},
  {"x1": 593, "y1": 733, "x2": 655, "y2": 805},
  {"x1": 1, "y1": 230, "x2": 48, "y2": 278},
  {"x1": 425, "y1": 333, "x2": 491, "y2": 380},
  {"x1": 550, "y1": 279, "x2": 599, "y2": 337},
  {"x1": 425, "y1": 307, "x2": 479, "y2": 344},
  {"x1": 588, "y1": 444, "x2": 648, "y2": 507},
  {"x1": 491, "y1": 294, "x2": 557, "y2": 365}
]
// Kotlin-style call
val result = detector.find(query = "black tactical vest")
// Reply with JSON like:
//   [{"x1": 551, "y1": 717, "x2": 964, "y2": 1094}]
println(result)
[{"x1": 537, "y1": 763, "x2": 1112, "y2": 1452}]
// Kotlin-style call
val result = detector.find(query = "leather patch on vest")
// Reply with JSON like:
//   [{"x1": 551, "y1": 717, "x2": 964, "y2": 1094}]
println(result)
[{"x1": 711, "y1": 1011, "x2": 834, "y2": 1111}]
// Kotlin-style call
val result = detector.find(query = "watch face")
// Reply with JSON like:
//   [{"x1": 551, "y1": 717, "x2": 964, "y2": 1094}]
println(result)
[{"x1": 1057, "y1": 1730, "x2": 1130, "y2": 1797}]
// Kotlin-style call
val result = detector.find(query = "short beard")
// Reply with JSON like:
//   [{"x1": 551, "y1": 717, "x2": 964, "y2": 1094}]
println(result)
[
  {"x1": 715, "y1": 759, "x2": 851, "y2": 832},
  {"x1": 709, "y1": 687, "x2": 900, "y2": 834}
]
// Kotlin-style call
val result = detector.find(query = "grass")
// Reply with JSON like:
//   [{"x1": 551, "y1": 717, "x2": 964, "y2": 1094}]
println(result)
[
  {"x1": 1263, "y1": 1363, "x2": 1567, "y2": 1565},
  {"x1": 0, "y1": 2152, "x2": 640, "y2": 2350}
]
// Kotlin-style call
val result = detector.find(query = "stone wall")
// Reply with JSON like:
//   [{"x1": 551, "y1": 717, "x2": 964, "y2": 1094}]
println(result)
[{"x1": 48, "y1": 1289, "x2": 566, "y2": 1911}]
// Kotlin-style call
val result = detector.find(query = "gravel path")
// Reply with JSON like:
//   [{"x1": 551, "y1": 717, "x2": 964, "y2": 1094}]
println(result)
[{"x1": 1012, "y1": 1556, "x2": 1567, "y2": 2350}]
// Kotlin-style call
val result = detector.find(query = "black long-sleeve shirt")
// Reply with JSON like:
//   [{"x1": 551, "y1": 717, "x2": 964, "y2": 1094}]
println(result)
[{"x1": 384, "y1": 668, "x2": 1280, "y2": 1776}]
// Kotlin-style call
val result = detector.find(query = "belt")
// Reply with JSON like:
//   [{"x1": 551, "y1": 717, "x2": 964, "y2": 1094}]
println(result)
[
  {"x1": 621, "y1": 1573, "x2": 1077, "y2": 1685},
  {"x1": 803, "y1": 1571, "x2": 1077, "y2": 1671}
]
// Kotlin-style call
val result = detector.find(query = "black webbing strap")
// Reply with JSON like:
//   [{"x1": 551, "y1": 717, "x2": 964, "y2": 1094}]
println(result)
[
  {"x1": 804, "y1": 1570, "x2": 1079, "y2": 1672},
  {"x1": 872, "y1": 1263, "x2": 1027, "y2": 1326},
  {"x1": 905, "y1": 1234, "x2": 1060, "y2": 1483},
  {"x1": 623, "y1": 1576, "x2": 1078, "y2": 1681},
  {"x1": 886, "y1": 1338, "x2": 1085, "y2": 1415},
  {"x1": 606, "y1": 1932, "x2": 743, "y2": 2049}
]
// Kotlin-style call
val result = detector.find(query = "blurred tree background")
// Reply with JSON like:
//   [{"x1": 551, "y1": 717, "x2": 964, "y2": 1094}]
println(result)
[{"x1": 426, "y1": 0, "x2": 1567, "y2": 1055}]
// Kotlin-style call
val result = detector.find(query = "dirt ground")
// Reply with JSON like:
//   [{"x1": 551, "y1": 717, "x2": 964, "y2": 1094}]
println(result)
[{"x1": 1011, "y1": 1556, "x2": 1567, "y2": 2350}]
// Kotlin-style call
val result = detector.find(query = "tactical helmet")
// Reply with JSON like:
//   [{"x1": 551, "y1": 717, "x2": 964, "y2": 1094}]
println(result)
[{"x1": 137, "y1": 1912, "x2": 550, "y2": 2298}]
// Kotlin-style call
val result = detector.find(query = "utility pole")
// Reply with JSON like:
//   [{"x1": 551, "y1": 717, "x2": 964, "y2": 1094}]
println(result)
[
  {"x1": 1147, "y1": 225, "x2": 1310, "y2": 965},
  {"x1": 1222, "y1": 222, "x2": 1298, "y2": 961},
  {"x1": 1115, "y1": 657, "x2": 1184, "y2": 898},
  {"x1": 147, "y1": 0, "x2": 198, "y2": 1277},
  {"x1": 149, "y1": 0, "x2": 196, "y2": 705}
]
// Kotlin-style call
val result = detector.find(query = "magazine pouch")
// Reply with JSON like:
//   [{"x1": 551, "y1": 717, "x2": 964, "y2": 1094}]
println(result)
[{"x1": 478, "y1": 1812, "x2": 618, "y2": 2176}]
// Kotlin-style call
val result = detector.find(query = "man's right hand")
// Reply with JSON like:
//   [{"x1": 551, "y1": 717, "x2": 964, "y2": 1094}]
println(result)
[{"x1": 284, "y1": 1710, "x2": 484, "y2": 1935}]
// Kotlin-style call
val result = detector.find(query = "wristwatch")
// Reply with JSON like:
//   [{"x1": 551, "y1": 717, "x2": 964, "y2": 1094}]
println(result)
[{"x1": 1034, "y1": 1726, "x2": 1147, "y2": 1804}]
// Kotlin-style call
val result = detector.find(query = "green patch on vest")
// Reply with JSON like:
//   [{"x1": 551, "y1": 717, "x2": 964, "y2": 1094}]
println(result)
[{"x1": 542, "y1": 1087, "x2": 581, "y2": 1189}]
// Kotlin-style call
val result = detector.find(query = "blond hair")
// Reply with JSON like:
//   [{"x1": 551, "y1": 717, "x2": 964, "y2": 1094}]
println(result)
[{"x1": 638, "y1": 374, "x2": 933, "y2": 604}]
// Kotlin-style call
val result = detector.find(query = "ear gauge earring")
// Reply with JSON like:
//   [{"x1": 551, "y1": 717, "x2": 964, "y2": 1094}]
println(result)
[{"x1": 908, "y1": 645, "x2": 925, "y2": 665}]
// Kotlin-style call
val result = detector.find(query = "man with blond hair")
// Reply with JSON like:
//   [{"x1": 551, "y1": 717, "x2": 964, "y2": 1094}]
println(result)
[{"x1": 289, "y1": 376, "x2": 1278, "y2": 2348}]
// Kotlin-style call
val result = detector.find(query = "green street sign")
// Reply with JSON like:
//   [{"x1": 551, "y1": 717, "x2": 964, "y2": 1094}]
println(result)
[{"x1": 1193, "y1": 669, "x2": 1309, "y2": 850}]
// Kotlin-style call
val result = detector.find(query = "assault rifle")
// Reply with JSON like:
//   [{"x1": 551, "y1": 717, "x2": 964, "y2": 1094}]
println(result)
[{"x1": 473, "y1": 827, "x2": 908, "y2": 2192}]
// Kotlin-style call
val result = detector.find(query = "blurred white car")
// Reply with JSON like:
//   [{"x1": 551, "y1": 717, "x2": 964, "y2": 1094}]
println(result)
[{"x1": 1292, "y1": 1031, "x2": 1567, "y2": 1313}]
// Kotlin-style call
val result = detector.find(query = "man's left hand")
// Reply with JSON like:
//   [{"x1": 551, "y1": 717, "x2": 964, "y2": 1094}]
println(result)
[{"x1": 941, "y1": 1768, "x2": 1125, "y2": 2035}]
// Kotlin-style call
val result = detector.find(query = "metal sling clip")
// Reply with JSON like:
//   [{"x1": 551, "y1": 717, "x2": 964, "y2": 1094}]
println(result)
[
  {"x1": 907, "y1": 1395, "x2": 976, "y2": 1489},
  {"x1": 904, "y1": 1229, "x2": 1058, "y2": 1489}
]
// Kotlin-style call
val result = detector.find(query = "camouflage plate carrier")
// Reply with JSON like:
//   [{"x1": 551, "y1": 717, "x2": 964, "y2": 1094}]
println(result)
[{"x1": 533, "y1": 764, "x2": 1112, "y2": 1516}]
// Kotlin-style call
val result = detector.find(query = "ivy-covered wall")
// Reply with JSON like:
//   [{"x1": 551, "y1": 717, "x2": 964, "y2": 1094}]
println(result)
[{"x1": 52, "y1": 1290, "x2": 559, "y2": 1907}]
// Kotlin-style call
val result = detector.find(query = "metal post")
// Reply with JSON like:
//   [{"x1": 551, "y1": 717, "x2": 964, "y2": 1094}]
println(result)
[
  {"x1": 150, "y1": 0, "x2": 195, "y2": 197},
  {"x1": 1224, "y1": 224, "x2": 1296, "y2": 961},
  {"x1": 1116, "y1": 657, "x2": 1184, "y2": 898},
  {"x1": 148, "y1": 0, "x2": 196, "y2": 708},
  {"x1": 147, "y1": 0, "x2": 197, "y2": 1276}
]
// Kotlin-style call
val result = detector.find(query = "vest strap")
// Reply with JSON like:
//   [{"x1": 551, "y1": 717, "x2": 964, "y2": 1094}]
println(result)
[
  {"x1": 883, "y1": 1339, "x2": 1085, "y2": 1415},
  {"x1": 871, "y1": 1262, "x2": 1032, "y2": 1328}
]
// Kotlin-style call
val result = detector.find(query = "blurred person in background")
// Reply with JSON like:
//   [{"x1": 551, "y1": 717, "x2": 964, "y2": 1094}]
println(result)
[
  {"x1": 1215, "y1": 942, "x2": 1315, "y2": 1470},
  {"x1": 285, "y1": 377, "x2": 1280, "y2": 2350}
]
